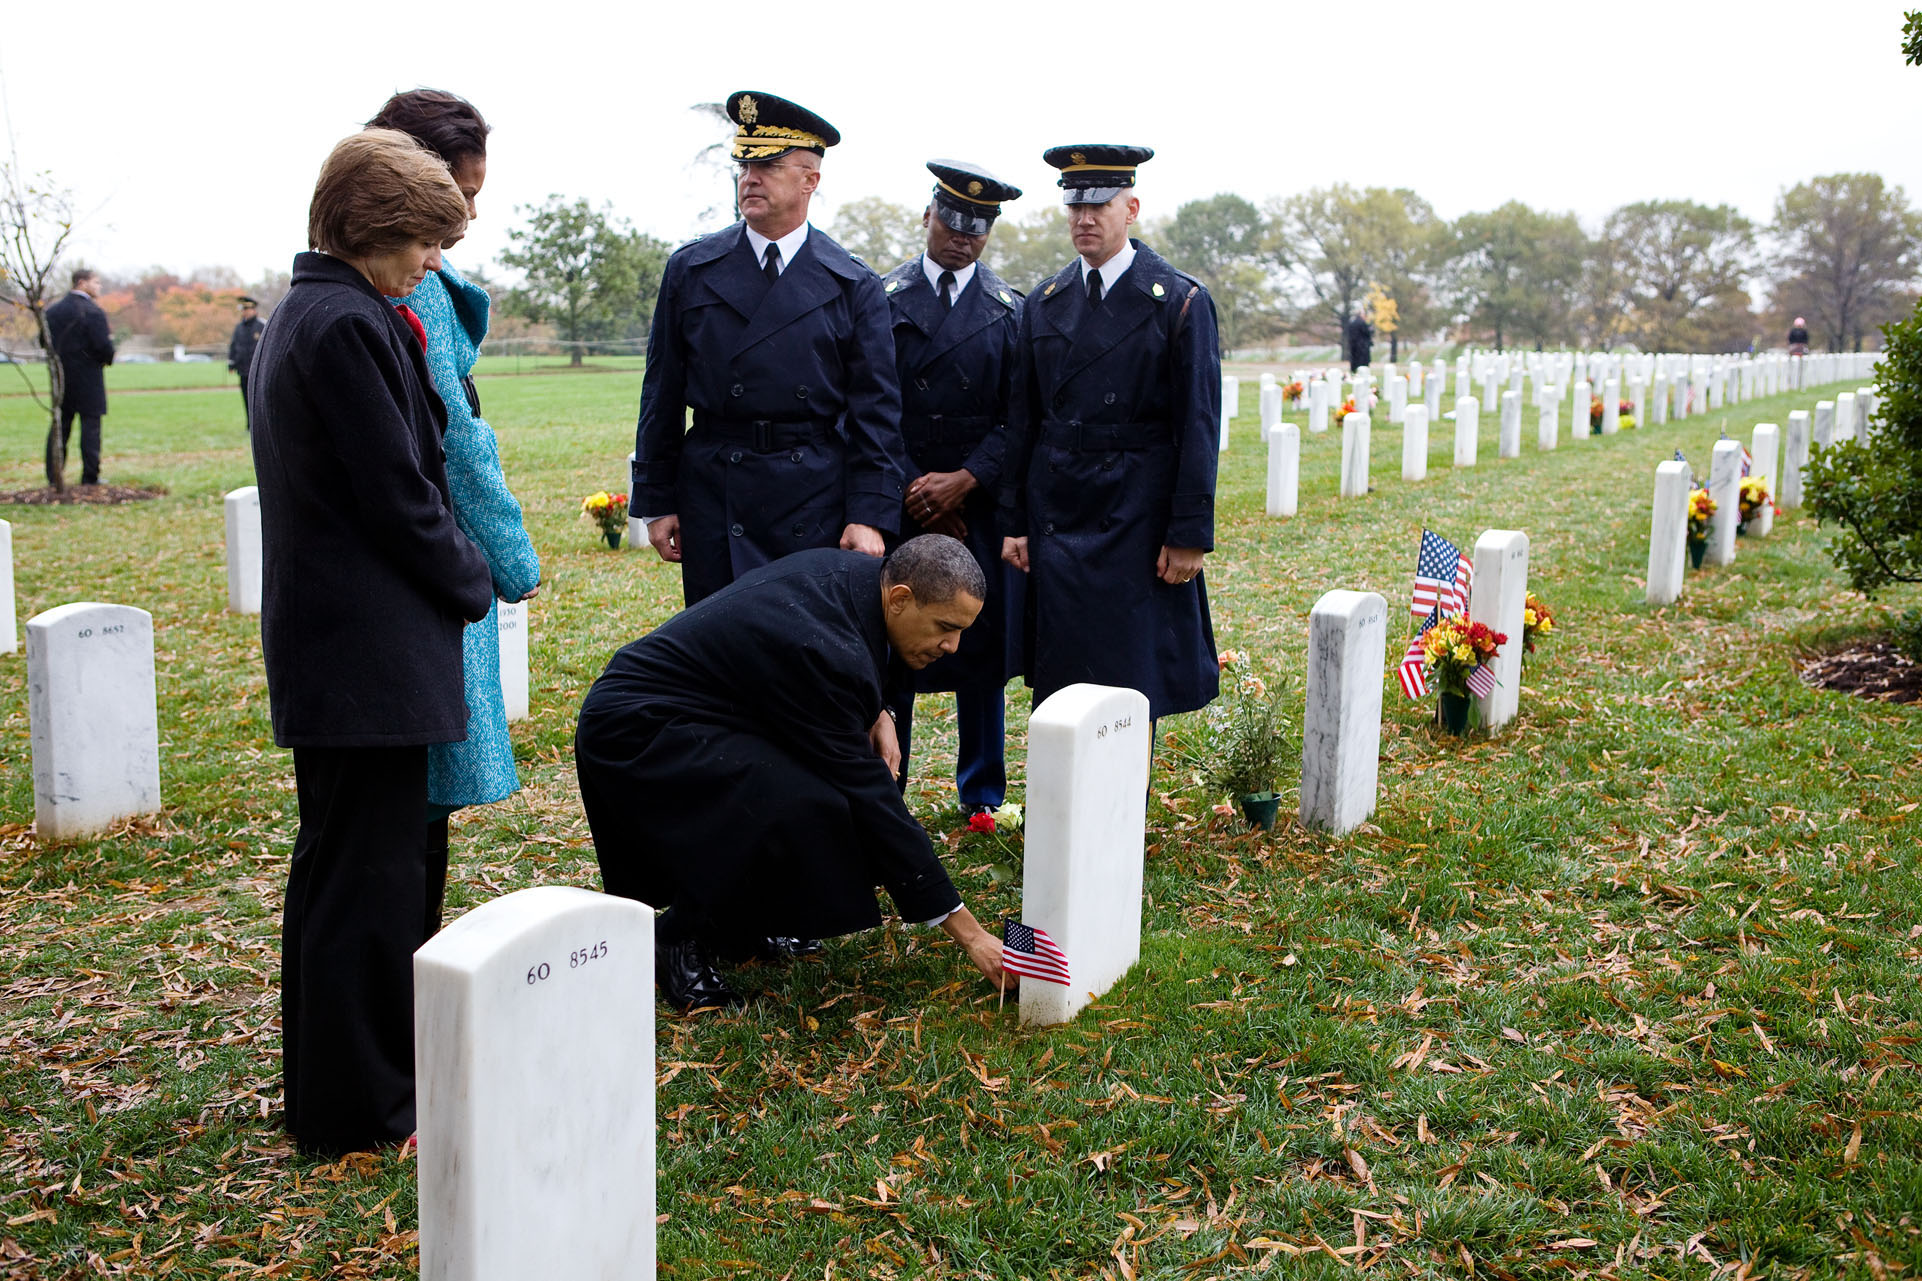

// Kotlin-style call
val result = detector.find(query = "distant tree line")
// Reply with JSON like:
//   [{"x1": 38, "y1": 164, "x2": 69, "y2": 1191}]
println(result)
[{"x1": 829, "y1": 173, "x2": 1922, "y2": 356}]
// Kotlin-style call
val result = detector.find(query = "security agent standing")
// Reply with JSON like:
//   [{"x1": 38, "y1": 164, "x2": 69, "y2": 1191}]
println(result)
[
  {"x1": 633, "y1": 90, "x2": 908, "y2": 605},
  {"x1": 1000, "y1": 145, "x2": 1220, "y2": 727},
  {"x1": 228, "y1": 296, "x2": 266, "y2": 431},
  {"x1": 879, "y1": 161, "x2": 1024, "y2": 815},
  {"x1": 44, "y1": 268, "x2": 115, "y2": 486}
]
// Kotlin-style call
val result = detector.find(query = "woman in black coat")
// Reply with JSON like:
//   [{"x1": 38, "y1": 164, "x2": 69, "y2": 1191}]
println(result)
[{"x1": 249, "y1": 128, "x2": 492, "y2": 1155}]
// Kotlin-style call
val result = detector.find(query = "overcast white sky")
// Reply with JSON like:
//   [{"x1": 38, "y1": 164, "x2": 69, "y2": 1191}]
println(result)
[{"x1": 5, "y1": 0, "x2": 1914, "y2": 283}]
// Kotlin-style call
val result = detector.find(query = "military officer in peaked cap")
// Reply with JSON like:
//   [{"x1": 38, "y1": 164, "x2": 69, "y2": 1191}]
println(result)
[
  {"x1": 999, "y1": 144, "x2": 1221, "y2": 735},
  {"x1": 878, "y1": 160, "x2": 1025, "y2": 816},
  {"x1": 633, "y1": 90, "x2": 908, "y2": 605}
]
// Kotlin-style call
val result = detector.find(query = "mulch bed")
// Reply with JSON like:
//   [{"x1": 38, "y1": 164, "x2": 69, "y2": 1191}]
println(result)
[
  {"x1": 1801, "y1": 640, "x2": 1922, "y2": 704},
  {"x1": 0, "y1": 484, "x2": 164, "y2": 505}
]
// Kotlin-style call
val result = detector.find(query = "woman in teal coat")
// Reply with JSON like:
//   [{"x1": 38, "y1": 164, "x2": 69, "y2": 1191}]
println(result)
[{"x1": 370, "y1": 90, "x2": 542, "y2": 916}]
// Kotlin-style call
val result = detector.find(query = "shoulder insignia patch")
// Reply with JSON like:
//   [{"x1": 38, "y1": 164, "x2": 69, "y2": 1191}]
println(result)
[
  {"x1": 998, "y1": 289, "x2": 1013, "y2": 306},
  {"x1": 885, "y1": 279, "x2": 900, "y2": 293},
  {"x1": 1151, "y1": 282, "x2": 1166, "y2": 299},
  {"x1": 1043, "y1": 281, "x2": 1056, "y2": 296}
]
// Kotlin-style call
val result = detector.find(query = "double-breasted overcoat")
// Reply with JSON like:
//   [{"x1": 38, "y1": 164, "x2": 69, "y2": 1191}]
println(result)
[{"x1": 46, "y1": 291, "x2": 115, "y2": 416}]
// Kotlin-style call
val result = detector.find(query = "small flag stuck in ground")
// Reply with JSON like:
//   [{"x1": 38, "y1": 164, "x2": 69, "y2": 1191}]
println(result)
[
  {"x1": 1466, "y1": 662, "x2": 1497, "y2": 698},
  {"x1": 1399, "y1": 608, "x2": 1436, "y2": 699},
  {"x1": 1001, "y1": 919, "x2": 1071, "y2": 986}
]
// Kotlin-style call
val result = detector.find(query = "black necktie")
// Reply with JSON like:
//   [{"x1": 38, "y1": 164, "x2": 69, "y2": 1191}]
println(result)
[
  {"x1": 1087, "y1": 269, "x2": 1103, "y2": 306},
  {"x1": 762, "y1": 244, "x2": 781, "y2": 285},
  {"x1": 937, "y1": 270, "x2": 955, "y2": 310}
]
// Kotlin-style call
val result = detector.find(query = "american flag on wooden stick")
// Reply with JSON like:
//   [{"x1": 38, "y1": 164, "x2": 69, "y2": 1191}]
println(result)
[
  {"x1": 1001, "y1": 919, "x2": 1070, "y2": 986},
  {"x1": 1399, "y1": 609, "x2": 1436, "y2": 699},
  {"x1": 1466, "y1": 662, "x2": 1497, "y2": 698},
  {"x1": 1411, "y1": 529, "x2": 1473, "y2": 620}
]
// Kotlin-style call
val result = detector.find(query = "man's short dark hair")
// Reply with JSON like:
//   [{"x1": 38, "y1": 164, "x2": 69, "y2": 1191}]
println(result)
[
  {"x1": 366, "y1": 89, "x2": 491, "y2": 167},
  {"x1": 883, "y1": 535, "x2": 985, "y2": 604},
  {"x1": 71, "y1": 268, "x2": 96, "y2": 288}
]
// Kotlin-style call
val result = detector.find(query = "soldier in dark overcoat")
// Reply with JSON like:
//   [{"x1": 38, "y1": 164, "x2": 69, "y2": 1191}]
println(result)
[
  {"x1": 575, "y1": 538, "x2": 1011, "y2": 1010},
  {"x1": 1000, "y1": 145, "x2": 1221, "y2": 724},
  {"x1": 44, "y1": 268, "x2": 115, "y2": 485},
  {"x1": 633, "y1": 90, "x2": 907, "y2": 605},
  {"x1": 880, "y1": 159, "x2": 1025, "y2": 813},
  {"x1": 228, "y1": 295, "x2": 266, "y2": 431}
]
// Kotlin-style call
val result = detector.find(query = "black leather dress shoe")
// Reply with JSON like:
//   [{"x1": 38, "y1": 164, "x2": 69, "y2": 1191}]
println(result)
[
  {"x1": 710, "y1": 935, "x2": 825, "y2": 965},
  {"x1": 764, "y1": 936, "x2": 824, "y2": 961},
  {"x1": 656, "y1": 936, "x2": 743, "y2": 1011}
]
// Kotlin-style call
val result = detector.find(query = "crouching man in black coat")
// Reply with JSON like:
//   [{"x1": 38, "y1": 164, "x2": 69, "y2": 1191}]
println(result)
[{"x1": 575, "y1": 535, "x2": 1010, "y2": 1010}]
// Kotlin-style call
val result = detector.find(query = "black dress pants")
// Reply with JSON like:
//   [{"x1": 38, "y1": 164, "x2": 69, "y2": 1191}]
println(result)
[
  {"x1": 48, "y1": 408, "x2": 101, "y2": 485},
  {"x1": 282, "y1": 744, "x2": 435, "y2": 1155},
  {"x1": 237, "y1": 371, "x2": 252, "y2": 433}
]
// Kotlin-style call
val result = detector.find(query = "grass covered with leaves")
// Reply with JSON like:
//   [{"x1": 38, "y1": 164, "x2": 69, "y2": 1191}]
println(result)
[{"x1": 1, "y1": 364, "x2": 1918, "y2": 1279}]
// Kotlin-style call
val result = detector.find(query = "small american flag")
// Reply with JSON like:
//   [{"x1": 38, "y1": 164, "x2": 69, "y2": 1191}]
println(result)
[
  {"x1": 1411, "y1": 530, "x2": 1473, "y2": 620},
  {"x1": 1002, "y1": 919, "x2": 1071, "y2": 986},
  {"x1": 1399, "y1": 609, "x2": 1436, "y2": 699},
  {"x1": 1466, "y1": 663, "x2": 1497, "y2": 698}
]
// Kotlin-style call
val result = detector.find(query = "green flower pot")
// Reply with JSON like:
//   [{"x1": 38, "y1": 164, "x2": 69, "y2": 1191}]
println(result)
[
  {"x1": 604, "y1": 530, "x2": 624, "y2": 550},
  {"x1": 1688, "y1": 538, "x2": 1707, "y2": 568},
  {"x1": 1238, "y1": 791, "x2": 1281, "y2": 831},
  {"x1": 1438, "y1": 692, "x2": 1471, "y2": 735}
]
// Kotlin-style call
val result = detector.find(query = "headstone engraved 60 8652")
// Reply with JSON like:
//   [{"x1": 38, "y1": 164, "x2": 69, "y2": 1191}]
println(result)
[
  {"x1": 27, "y1": 602, "x2": 162, "y2": 839},
  {"x1": 496, "y1": 600, "x2": 529, "y2": 722},
  {"x1": 415, "y1": 886, "x2": 655, "y2": 1281},
  {"x1": 1019, "y1": 684, "x2": 1151, "y2": 1027},
  {"x1": 224, "y1": 485, "x2": 263, "y2": 614}
]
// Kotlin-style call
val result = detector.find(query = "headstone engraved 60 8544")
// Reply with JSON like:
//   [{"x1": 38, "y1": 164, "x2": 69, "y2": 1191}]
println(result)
[
  {"x1": 415, "y1": 886, "x2": 656, "y2": 1281},
  {"x1": 1019, "y1": 684, "x2": 1151, "y2": 1027},
  {"x1": 27, "y1": 602, "x2": 162, "y2": 839}
]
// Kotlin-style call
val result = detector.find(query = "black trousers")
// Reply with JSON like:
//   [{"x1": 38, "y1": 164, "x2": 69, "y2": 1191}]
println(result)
[
  {"x1": 237, "y1": 370, "x2": 252, "y2": 433},
  {"x1": 282, "y1": 744, "x2": 438, "y2": 1155},
  {"x1": 48, "y1": 408, "x2": 101, "y2": 485}
]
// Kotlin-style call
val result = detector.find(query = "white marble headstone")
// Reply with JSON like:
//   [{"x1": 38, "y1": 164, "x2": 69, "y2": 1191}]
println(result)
[
  {"x1": 1781, "y1": 410, "x2": 1810, "y2": 510},
  {"x1": 1834, "y1": 391, "x2": 1856, "y2": 444},
  {"x1": 27, "y1": 602, "x2": 161, "y2": 839},
  {"x1": 224, "y1": 485, "x2": 263, "y2": 614},
  {"x1": 1340, "y1": 409, "x2": 1371, "y2": 498},
  {"x1": 1308, "y1": 379, "x2": 1330, "y2": 434},
  {"x1": 1468, "y1": 530, "x2": 1528, "y2": 732},
  {"x1": 1267, "y1": 423, "x2": 1299, "y2": 518},
  {"x1": 1750, "y1": 423, "x2": 1780, "y2": 538},
  {"x1": 416, "y1": 886, "x2": 655, "y2": 1281},
  {"x1": 1813, "y1": 401, "x2": 1835, "y2": 449},
  {"x1": 1401, "y1": 404, "x2": 1429, "y2": 482},
  {"x1": 625, "y1": 452, "x2": 645, "y2": 547},
  {"x1": 1258, "y1": 384, "x2": 1282, "y2": 441},
  {"x1": 1387, "y1": 374, "x2": 1407, "y2": 424},
  {"x1": 1537, "y1": 398, "x2": 1559, "y2": 451},
  {"x1": 1706, "y1": 440, "x2": 1742, "y2": 567},
  {"x1": 1601, "y1": 379, "x2": 1620, "y2": 435},
  {"x1": 1299, "y1": 590, "x2": 1386, "y2": 836},
  {"x1": 1651, "y1": 375, "x2": 1669, "y2": 425},
  {"x1": 1222, "y1": 375, "x2": 1240, "y2": 420},
  {"x1": 1646, "y1": 461, "x2": 1691, "y2": 606},
  {"x1": 497, "y1": 600, "x2": 529, "y2": 722},
  {"x1": 1424, "y1": 361, "x2": 1444, "y2": 422},
  {"x1": 1570, "y1": 379, "x2": 1591, "y2": 440},
  {"x1": 1498, "y1": 390, "x2": 1522, "y2": 459},
  {"x1": 1453, "y1": 396, "x2": 1479, "y2": 467},
  {"x1": 1019, "y1": 683, "x2": 1151, "y2": 1027},
  {"x1": 0, "y1": 519, "x2": 14, "y2": 654}
]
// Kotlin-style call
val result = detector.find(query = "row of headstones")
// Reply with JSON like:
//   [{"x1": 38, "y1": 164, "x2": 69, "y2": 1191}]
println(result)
[
  {"x1": 1644, "y1": 389, "x2": 1878, "y2": 606},
  {"x1": 15, "y1": 490, "x2": 532, "y2": 841},
  {"x1": 409, "y1": 526, "x2": 1529, "y2": 1274}
]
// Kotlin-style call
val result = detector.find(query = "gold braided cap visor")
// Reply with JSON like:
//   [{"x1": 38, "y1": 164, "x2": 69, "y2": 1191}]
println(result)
[
  {"x1": 731, "y1": 125, "x2": 827, "y2": 160},
  {"x1": 935, "y1": 179, "x2": 1002, "y2": 208}
]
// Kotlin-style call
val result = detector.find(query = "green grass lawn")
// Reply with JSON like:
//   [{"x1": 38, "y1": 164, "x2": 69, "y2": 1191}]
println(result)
[{"x1": 1, "y1": 366, "x2": 1917, "y2": 1279}]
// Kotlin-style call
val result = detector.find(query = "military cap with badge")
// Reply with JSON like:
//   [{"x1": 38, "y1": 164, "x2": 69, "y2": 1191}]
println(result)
[
  {"x1": 926, "y1": 159, "x2": 1022, "y2": 237},
  {"x1": 1041, "y1": 143, "x2": 1154, "y2": 205},
  {"x1": 727, "y1": 90, "x2": 841, "y2": 161}
]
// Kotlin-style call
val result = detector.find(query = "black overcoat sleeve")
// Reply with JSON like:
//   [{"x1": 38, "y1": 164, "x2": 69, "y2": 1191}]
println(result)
[
  {"x1": 839, "y1": 272, "x2": 907, "y2": 534},
  {"x1": 631, "y1": 257, "x2": 688, "y2": 519}
]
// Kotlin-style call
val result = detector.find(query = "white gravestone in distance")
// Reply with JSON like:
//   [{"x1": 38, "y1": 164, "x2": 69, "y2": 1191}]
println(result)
[
  {"x1": 1453, "y1": 395, "x2": 1479, "y2": 467},
  {"x1": 27, "y1": 602, "x2": 161, "y2": 839},
  {"x1": 1387, "y1": 374, "x2": 1407, "y2": 424},
  {"x1": 1019, "y1": 683, "x2": 1151, "y2": 1028},
  {"x1": 1308, "y1": 378, "x2": 1330, "y2": 434},
  {"x1": 224, "y1": 485, "x2": 263, "y2": 614},
  {"x1": 1498, "y1": 390, "x2": 1522, "y2": 459},
  {"x1": 1267, "y1": 422, "x2": 1299, "y2": 518},
  {"x1": 1646, "y1": 461, "x2": 1692, "y2": 607},
  {"x1": 1834, "y1": 391, "x2": 1856, "y2": 444},
  {"x1": 415, "y1": 886, "x2": 655, "y2": 1281},
  {"x1": 1299, "y1": 591, "x2": 1386, "y2": 836},
  {"x1": 1601, "y1": 379, "x2": 1620, "y2": 434},
  {"x1": 1401, "y1": 404, "x2": 1429, "y2": 482},
  {"x1": 0, "y1": 518, "x2": 14, "y2": 654},
  {"x1": 1813, "y1": 401, "x2": 1835, "y2": 449},
  {"x1": 1340, "y1": 409, "x2": 1371, "y2": 498},
  {"x1": 1538, "y1": 397, "x2": 1559, "y2": 451},
  {"x1": 1651, "y1": 375, "x2": 1669, "y2": 425},
  {"x1": 1222, "y1": 375, "x2": 1240, "y2": 419},
  {"x1": 1706, "y1": 439, "x2": 1743, "y2": 567},
  {"x1": 625, "y1": 452, "x2": 645, "y2": 547},
  {"x1": 1570, "y1": 379, "x2": 1591, "y2": 440},
  {"x1": 1424, "y1": 361, "x2": 1444, "y2": 422},
  {"x1": 497, "y1": 599, "x2": 529, "y2": 722},
  {"x1": 1749, "y1": 423, "x2": 1779, "y2": 538},
  {"x1": 1782, "y1": 411, "x2": 1810, "y2": 510},
  {"x1": 1258, "y1": 383, "x2": 1282, "y2": 442},
  {"x1": 1467, "y1": 530, "x2": 1528, "y2": 732}
]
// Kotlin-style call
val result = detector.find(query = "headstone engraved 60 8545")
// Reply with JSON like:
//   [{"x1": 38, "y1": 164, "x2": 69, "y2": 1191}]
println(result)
[
  {"x1": 1019, "y1": 684, "x2": 1151, "y2": 1027},
  {"x1": 27, "y1": 602, "x2": 162, "y2": 838},
  {"x1": 415, "y1": 886, "x2": 655, "y2": 1281}
]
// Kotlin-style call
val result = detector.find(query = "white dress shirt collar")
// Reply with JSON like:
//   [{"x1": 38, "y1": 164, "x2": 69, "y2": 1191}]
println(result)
[
  {"x1": 1078, "y1": 240, "x2": 1137, "y2": 297},
  {"x1": 744, "y1": 221, "x2": 811, "y2": 275},
  {"x1": 921, "y1": 254, "x2": 976, "y2": 299}
]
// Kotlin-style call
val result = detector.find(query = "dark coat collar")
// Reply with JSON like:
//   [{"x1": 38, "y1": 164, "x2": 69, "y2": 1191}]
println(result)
[
  {"x1": 680, "y1": 223, "x2": 875, "y2": 357},
  {"x1": 683, "y1": 221, "x2": 868, "y2": 282},
  {"x1": 1037, "y1": 240, "x2": 1185, "y2": 382},
  {"x1": 291, "y1": 250, "x2": 394, "y2": 304},
  {"x1": 883, "y1": 257, "x2": 1017, "y2": 369}
]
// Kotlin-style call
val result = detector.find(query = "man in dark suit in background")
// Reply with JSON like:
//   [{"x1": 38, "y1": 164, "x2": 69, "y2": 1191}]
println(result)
[
  {"x1": 228, "y1": 295, "x2": 266, "y2": 431},
  {"x1": 878, "y1": 159, "x2": 1025, "y2": 816},
  {"x1": 45, "y1": 268, "x2": 115, "y2": 486},
  {"x1": 1345, "y1": 308, "x2": 1373, "y2": 373},
  {"x1": 632, "y1": 89, "x2": 908, "y2": 606}
]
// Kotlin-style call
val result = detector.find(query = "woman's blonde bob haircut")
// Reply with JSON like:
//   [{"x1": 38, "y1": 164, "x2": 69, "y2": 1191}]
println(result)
[{"x1": 307, "y1": 128, "x2": 468, "y2": 259}]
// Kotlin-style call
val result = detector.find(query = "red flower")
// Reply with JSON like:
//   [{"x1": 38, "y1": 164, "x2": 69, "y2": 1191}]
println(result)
[{"x1": 968, "y1": 812, "x2": 996, "y2": 834}]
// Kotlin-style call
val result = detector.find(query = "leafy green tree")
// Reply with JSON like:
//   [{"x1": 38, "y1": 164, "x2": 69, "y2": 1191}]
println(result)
[
  {"x1": 1451, "y1": 202, "x2": 1587, "y2": 351},
  {"x1": 498, "y1": 197, "x2": 667, "y2": 365},
  {"x1": 1807, "y1": 304, "x2": 1922, "y2": 609},
  {"x1": 1265, "y1": 185, "x2": 1446, "y2": 357},
  {"x1": 1771, "y1": 174, "x2": 1922, "y2": 352},
  {"x1": 827, "y1": 197, "x2": 923, "y2": 271},
  {"x1": 980, "y1": 206, "x2": 1071, "y2": 293},
  {"x1": 1603, "y1": 200, "x2": 1755, "y2": 351},
  {"x1": 1161, "y1": 193, "x2": 1272, "y2": 351}
]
